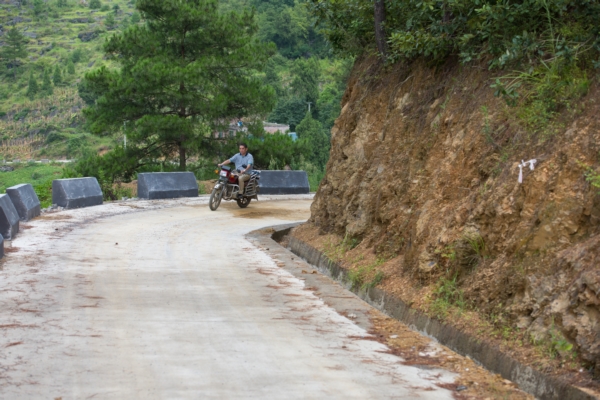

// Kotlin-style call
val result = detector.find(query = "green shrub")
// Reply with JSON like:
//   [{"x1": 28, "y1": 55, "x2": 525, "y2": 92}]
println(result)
[
  {"x1": 63, "y1": 146, "x2": 139, "y2": 200},
  {"x1": 46, "y1": 132, "x2": 67, "y2": 144},
  {"x1": 582, "y1": 164, "x2": 600, "y2": 193},
  {"x1": 430, "y1": 275, "x2": 466, "y2": 319},
  {"x1": 34, "y1": 179, "x2": 53, "y2": 208}
]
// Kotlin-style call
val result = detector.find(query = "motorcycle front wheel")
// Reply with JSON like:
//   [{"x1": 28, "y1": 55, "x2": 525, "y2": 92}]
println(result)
[
  {"x1": 209, "y1": 186, "x2": 224, "y2": 211},
  {"x1": 236, "y1": 196, "x2": 251, "y2": 208}
]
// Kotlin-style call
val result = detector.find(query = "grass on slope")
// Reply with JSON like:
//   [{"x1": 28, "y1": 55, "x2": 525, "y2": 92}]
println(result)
[
  {"x1": 0, "y1": 0, "x2": 137, "y2": 159},
  {"x1": 0, "y1": 162, "x2": 64, "y2": 192}
]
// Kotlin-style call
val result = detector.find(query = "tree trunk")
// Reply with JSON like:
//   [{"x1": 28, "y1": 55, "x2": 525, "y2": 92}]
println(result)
[
  {"x1": 179, "y1": 141, "x2": 186, "y2": 171},
  {"x1": 374, "y1": 0, "x2": 388, "y2": 59}
]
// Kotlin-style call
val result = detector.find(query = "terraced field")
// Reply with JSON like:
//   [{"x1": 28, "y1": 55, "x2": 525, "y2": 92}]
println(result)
[{"x1": 0, "y1": 0, "x2": 137, "y2": 159}]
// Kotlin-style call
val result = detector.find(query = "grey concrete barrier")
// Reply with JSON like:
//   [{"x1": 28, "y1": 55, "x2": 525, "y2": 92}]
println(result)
[
  {"x1": 0, "y1": 194, "x2": 20, "y2": 240},
  {"x1": 7, "y1": 184, "x2": 41, "y2": 221},
  {"x1": 258, "y1": 171, "x2": 310, "y2": 195},
  {"x1": 0, "y1": 234, "x2": 3, "y2": 259},
  {"x1": 52, "y1": 177, "x2": 103, "y2": 209},
  {"x1": 137, "y1": 172, "x2": 199, "y2": 200}
]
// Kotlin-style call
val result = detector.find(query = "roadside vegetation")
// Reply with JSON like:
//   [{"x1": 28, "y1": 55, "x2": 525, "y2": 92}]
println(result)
[
  {"x1": 0, "y1": 162, "x2": 63, "y2": 193},
  {"x1": 309, "y1": 0, "x2": 600, "y2": 137}
]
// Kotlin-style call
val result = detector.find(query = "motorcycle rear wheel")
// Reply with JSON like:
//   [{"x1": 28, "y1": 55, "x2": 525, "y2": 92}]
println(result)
[
  {"x1": 209, "y1": 186, "x2": 224, "y2": 211},
  {"x1": 236, "y1": 196, "x2": 251, "y2": 208}
]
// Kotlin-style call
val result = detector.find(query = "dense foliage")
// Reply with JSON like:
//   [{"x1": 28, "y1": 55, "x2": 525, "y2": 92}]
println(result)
[
  {"x1": 309, "y1": 0, "x2": 600, "y2": 65},
  {"x1": 309, "y1": 0, "x2": 600, "y2": 133}
]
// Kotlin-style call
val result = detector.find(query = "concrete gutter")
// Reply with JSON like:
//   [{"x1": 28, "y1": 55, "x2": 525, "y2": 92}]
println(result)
[{"x1": 259, "y1": 223, "x2": 597, "y2": 400}]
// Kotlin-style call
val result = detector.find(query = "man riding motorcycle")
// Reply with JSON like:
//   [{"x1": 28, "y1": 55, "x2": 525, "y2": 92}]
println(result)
[{"x1": 218, "y1": 143, "x2": 253, "y2": 198}]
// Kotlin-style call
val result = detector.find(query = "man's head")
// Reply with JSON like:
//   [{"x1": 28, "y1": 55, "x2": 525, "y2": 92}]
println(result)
[{"x1": 239, "y1": 143, "x2": 248, "y2": 156}]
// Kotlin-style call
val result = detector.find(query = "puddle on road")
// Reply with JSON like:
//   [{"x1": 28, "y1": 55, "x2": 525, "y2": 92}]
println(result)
[{"x1": 224, "y1": 200, "x2": 312, "y2": 221}]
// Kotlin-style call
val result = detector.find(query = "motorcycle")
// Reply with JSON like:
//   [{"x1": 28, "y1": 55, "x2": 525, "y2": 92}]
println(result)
[{"x1": 209, "y1": 165, "x2": 260, "y2": 211}]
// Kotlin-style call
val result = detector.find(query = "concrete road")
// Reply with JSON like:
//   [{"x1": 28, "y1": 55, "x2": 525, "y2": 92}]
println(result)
[{"x1": 0, "y1": 198, "x2": 455, "y2": 399}]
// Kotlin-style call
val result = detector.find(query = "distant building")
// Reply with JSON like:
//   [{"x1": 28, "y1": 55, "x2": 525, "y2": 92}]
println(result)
[
  {"x1": 263, "y1": 122, "x2": 289, "y2": 134},
  {"x1": 213, "y1": 121, "x2": 292, "y2": 139},
  {"x1": 213, "y1": 120, "x2": 247, "y2": 139}
]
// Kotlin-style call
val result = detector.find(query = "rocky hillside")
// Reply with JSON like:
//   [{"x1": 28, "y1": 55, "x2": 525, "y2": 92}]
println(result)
[{"x1": 305, "y1": 56, "x2": 600, "y2": 380}]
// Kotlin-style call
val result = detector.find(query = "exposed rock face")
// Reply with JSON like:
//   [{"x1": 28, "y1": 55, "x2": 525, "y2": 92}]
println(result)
[{"x1": 310, "y1": 57, "x2": 600, "y2": 370}]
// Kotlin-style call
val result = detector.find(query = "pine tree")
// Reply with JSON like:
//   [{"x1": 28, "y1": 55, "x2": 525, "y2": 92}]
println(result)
[
  {"x1": 53, "y1": 65, "x2": 62, "y2": 86},
  {"x1": 71, "y1": 48, "x2": 82, "y2": 64},
  {"x1": 33, "y1": 0, "x2": 45, "y2": 17},
  {"x1": 2, "y1": 27, "x2": 28, "y2": 77},
  {"x1": 41, "y1": 68, "x2": 53, "y2": 96},
  {"x1": 296, "y1": 111, "x2": 330, "y2": 169},
  {"x1": 105, "y1": 13, "x2": 116, "y2": 29},
  {"x1": 26, "y1": 70, "x2": 39, "y2": 100},
  {"x1": 83, "y1": 0, "x2": 275, "y2": 170},
  {"x1": 67, "y1": 60, "x2": 75, "y2": 75}
]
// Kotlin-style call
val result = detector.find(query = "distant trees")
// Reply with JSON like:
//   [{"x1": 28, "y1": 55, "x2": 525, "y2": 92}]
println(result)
[
  {"x1": 89, "y1": 0, "x2": 101, "y2": 9},
  {"x1": 291, "y1": 57, "x2": 320, "y2": 106},
  {"x1": 33, "y1": 0, "x2": 45, "y2": 17},
  {"x1": 41, "y1": 68, "x2": 53, "y2": 96},
  {"x1": 67, "y1": 60, "x2": 76, "y2": 75},
  {"x1": 296, "y1": 112, "x2": 330, "y2": 169},
  {"x1": 23, "y1": 66, "x2": 62, "y2": 100},
  {"x1": 267, "y1": 55, "x2": 349, "y2": 135},
  {"x1": 26, "y1": 70, "x2": 39, "y2": 100},
  {"x1": 53, "y1": 65, "x2": 62, "y2": 86},
  {"x1": 255, "y1": 0, "x2": 327, "y2": 58},
  {"x1": 71, "y1": 48, "x2": 83, "y2": 63}
]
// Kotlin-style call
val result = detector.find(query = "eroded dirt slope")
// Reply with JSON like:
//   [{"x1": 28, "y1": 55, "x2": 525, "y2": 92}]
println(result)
[{"x1": 307, "y1": 56, "x2": 600, "y2": 377}]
